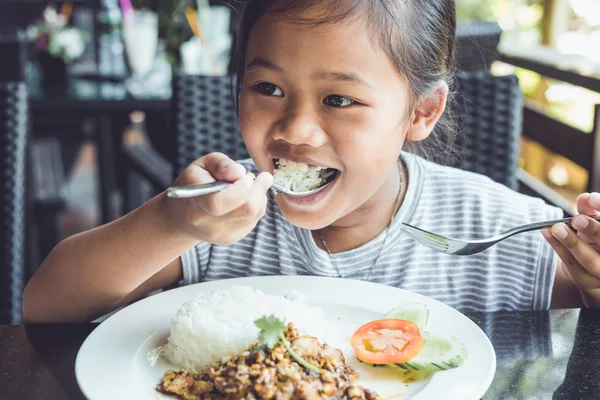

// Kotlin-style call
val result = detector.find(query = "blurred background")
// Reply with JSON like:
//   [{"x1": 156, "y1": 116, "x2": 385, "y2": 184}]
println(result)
[
  {"x1": 2, "y1": 0, "x2": 600, "y2": 319},
  {"x1": 461, "y1": 0, "x2": 600, "y2": 212}
]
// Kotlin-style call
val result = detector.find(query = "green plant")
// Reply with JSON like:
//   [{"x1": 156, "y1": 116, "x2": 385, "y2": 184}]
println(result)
[
  {"x1": 456, "y1": 0, "x2": 497, "y2": 21},
  {"x1": 131, "y1": 0, "x2": 196, "y2": 65}
]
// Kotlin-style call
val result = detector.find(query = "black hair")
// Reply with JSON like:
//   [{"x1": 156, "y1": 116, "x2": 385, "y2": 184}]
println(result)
[{"x1": 232, "y1": 0, "x2": 459, "y2": 164}]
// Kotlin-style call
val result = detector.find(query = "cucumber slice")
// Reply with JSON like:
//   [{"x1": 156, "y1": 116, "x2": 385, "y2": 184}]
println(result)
[
  {"x1": 395, "y1": 332, "x2": 468, "y2": 372},
  {"x1": 384, "y1": 303, "x2": 429, "y2": 331}
]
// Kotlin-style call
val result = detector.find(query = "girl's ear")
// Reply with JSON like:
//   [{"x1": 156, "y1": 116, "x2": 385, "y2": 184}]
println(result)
[{"x1": 406, "y1": 81, "x2": 449, "y2": 142}]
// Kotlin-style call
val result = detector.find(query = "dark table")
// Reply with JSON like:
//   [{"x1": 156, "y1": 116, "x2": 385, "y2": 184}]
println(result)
[{"x1": 1, "y1": 308, "x2": 599, "y2": 399}]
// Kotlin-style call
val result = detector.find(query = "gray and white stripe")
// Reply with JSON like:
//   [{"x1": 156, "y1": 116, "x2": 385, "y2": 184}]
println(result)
[{"x1": 182, "y1": 152, "x2": 562, "y2": 312}]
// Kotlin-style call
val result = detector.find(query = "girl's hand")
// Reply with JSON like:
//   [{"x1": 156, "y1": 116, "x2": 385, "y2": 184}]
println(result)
[
  {"x1": 543, "y1": 193, "x2": 600, "y2": 305},
  {"x1": 164, "y1": 153, "x2": 273, "y2": 245}
]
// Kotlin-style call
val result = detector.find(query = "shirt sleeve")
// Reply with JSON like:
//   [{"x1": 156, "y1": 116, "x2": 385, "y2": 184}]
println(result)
[{"x1": 181, "y1": 242, "x2": 212, "y2": 285}]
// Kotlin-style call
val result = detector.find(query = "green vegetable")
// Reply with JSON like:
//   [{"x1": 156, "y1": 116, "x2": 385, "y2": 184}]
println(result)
[
  {"x1": 378, "y1": 304, "x2": 467, "y2": 375},
  {"x1": 395, "y1": 332, "x2": 468, "y2": 372},
  {"x1": 254, "y1": 315, "x2": 322, "y2": 374},
  {"x1": 384, "y1": 303, "x2": 430, "y2": 331},
  {"x1": 255, "y1": 315, "x2": 286, "y2": 350}
]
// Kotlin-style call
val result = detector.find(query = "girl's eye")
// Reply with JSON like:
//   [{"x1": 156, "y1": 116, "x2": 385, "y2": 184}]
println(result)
[
  {"x1": 323, "y1": 95, "x2": 356, "y2": 108},
  {"x1": 254, "y1": 82, "x2": 284, "y2": 97}
]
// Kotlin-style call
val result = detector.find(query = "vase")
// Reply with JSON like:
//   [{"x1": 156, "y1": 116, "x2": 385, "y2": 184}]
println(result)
[{"x1": 38, "y1": 52, "x2": 68, "y2": 89}]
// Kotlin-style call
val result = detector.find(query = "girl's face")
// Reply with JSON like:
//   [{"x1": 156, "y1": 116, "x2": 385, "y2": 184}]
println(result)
[{"x1": 239, "y1": 13, "x2": 421, "y2": 229}]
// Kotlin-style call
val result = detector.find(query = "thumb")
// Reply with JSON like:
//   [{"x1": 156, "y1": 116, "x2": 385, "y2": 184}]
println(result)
[
  {"x1": 254, "y1": 171, "x2": 274, "y2": 193},
  {"x1": 198, "y1": 153, "x2": 246, "y2": 182}
]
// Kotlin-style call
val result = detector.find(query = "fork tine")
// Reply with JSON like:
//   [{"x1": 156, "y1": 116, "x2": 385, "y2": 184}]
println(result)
[
  {"x1": 401, "y1": 223, "x2": 448, "y2": 244},
  {"x1": 400, "y1": 223, "x2": 434, "y2": 238},
  {"x1": 409, "y1": 234, "x2": 449, "y2": 249},
  {"x1": 402, "y1": 223, "x2": 481, "y2": 255},
  {"x1": 401, "y1": 224, "x2": 450, "y2": 251},
  {"x1": 409, "y1": 237, "x2": 451, "y2": 252}
]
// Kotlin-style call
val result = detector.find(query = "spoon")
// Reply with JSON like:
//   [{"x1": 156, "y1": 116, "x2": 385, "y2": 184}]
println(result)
[{"x1": 166, "y1": 170, "x2": 338, "y2": 198}]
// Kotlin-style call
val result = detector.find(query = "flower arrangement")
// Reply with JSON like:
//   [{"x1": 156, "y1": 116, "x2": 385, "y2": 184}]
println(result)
[
  {"x1": 30, "y1": 4, "x2": 89, "y2": 88},
  {"x1": 32, "y1": 5, "x2": 88, "y2": 63}
]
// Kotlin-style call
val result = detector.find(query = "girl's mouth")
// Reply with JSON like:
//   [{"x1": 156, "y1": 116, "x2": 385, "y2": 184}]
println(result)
[
  {"x1": 270, "y1": 158, "x2": 340, "y2": 204},
  {"x1": 271, "y1": 158, "x2": 339, "y2": 194}
]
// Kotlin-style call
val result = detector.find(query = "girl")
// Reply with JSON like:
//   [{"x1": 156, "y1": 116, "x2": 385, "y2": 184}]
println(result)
[{"x1": 24, "y1": 0, "x2": 600, "y2": 322}]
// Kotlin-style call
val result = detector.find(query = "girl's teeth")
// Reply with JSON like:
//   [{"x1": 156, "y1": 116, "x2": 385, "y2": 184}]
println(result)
[
  {"x1": 297, "y1": 163, "x2": 308, "y2": 172},
  {"x1": 277, "y1": 158, "x2": 320, "y2": 171}
]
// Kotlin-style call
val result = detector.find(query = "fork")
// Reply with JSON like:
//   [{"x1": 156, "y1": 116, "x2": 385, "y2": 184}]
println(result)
[
  {"x1": 167, "y1": 169, "x2": 337, "y2": 198},
  {"x1": 401, "y1": 216, "x2": 600, "y2": 255}
]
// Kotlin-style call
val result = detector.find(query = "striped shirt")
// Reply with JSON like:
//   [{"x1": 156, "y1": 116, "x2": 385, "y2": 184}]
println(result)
[{"x1": 181, "y1": 152, "x2": 562, "y2": 312}]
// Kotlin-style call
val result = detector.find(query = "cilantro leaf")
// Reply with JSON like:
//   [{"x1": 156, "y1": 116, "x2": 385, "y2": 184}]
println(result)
[
  {"x1": 255, "y1": 315, "x2": 286, "y2": 349},
  {"x1": 254, "y1": 315, "x2": 322, "y2": 374}
]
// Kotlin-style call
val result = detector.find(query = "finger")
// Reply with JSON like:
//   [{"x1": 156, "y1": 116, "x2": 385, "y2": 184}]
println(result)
[
  {"x1": 173, "y1": 162, "x2": 216, "y2": 187},
  {"x1": 542, "y1": 229, "x2": 600, "y2": 288},
  {"x1": 577, "y1": 231, "x2": 600, "y2": 251},
  {"x1": 550, "y1": 223, "x2": 600, "y2": 281},
  {"x1": 196, "y1": 173, "x2": 254, "y2": 216},
  {"x1": 196, "y1": 152, "x2": 247, "y2": 182},
  {"x1": 222, "y1": 172, "x2": 273, "y2": 220},
  {"x1": 576, "y1": 192, "x2": 600, "y2": 216},
  {"x1": 572, "y1": 214, "x2": 600, "y2": 247}
]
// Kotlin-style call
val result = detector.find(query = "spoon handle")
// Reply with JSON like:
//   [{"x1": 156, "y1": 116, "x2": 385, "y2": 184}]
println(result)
[
  {"x1": 166, "y1": 181, "x2": 230, "y2": 198},
  {"x1": 166, "y1": 179, "x2": 330, "y2": 198}
]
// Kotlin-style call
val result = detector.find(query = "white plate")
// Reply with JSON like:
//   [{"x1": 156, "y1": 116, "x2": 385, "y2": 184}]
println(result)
[{"x1": 76, "y1": 276, "x2": 496, "y2": 399}]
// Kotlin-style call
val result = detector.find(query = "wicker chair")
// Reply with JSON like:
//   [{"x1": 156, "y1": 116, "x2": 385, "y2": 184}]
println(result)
[
  {"x1": 0, "y1": 81, "x2": 28, "y2": 324},
  {"x1": 451, "y1": 71, "x2": 522, "y2": 190},
  {"x1": 122, "y1": 72, "x2": 522, "y2": 208},
  {"x1": 455, "y1": 21, "x2": 503, "y2": 72},
  {"x1": 0, "y1": 1, "x2": 60, "y2": 324},
  {"x1": 121, "y1": 74, "x2": 246, "y2": 212},
  {"x1": 173, "y1": 74, "x2": 248, "y2": 172}
]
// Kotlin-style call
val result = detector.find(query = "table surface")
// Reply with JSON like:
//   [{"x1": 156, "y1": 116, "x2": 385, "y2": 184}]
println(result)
[
  {"x1": 26, "y1": 65, "x2": 171, "y2": 111},
  {"x1": 1, "y1": 308, "x2": 600, "y2": 400}
]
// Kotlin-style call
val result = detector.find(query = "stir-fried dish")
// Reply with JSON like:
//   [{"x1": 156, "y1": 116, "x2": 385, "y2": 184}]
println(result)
[{"x1": 158, "y1": 323, "x2": 380, "y2": 400}]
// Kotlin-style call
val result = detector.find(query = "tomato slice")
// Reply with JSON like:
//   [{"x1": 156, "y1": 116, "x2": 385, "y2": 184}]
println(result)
[{"x1": 351, "y1": 319, "x2": 423, "y2": 364}]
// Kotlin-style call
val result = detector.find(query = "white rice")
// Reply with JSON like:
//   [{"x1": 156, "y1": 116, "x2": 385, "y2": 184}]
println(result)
[
  {"x1": 273, "y1": 159, "x2": 326, "y2": 192},
  {"x1": 158, "y1": 286, "x2": 328, "y2": 373}
]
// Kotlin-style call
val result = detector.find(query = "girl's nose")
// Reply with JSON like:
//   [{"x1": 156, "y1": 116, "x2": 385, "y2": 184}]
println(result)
[{"x1": 272, "y1": 105, "x2": 327, "y2": 147}]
